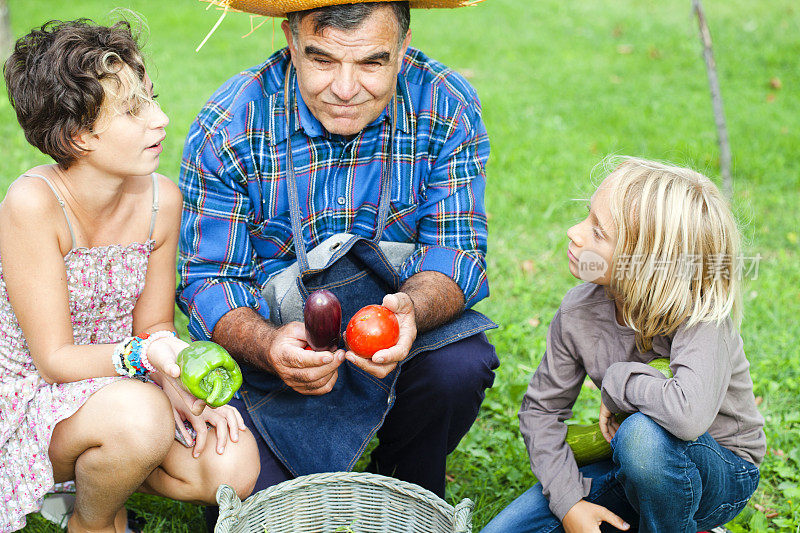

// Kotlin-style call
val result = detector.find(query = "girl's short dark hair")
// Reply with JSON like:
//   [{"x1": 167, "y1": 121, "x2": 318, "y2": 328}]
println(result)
[{"x1": 3, "y1": 19, "x2": 146, "y2": 168}]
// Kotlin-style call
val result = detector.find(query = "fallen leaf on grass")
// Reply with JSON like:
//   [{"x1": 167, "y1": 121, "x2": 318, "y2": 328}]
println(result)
[
  {"x1": 766, "y1": 93, "x2": 776, "y2": 103},
  {"x1": 617, "y1": 44, "x2": 634, "y2": 55},
  {"x1": 520, "y1": 260, "x2": 536, "y2": 273},
  {"x1": 446, "y1": 473, "x2": 455, "y2": 483},
  {"x1": 527, "y1": 317, "x2": 540, "y2": 328},
  {"x1": 648, "y1": 46, "x2": 661, "y2": 59},
  {"x1": 769, "y1": 77, "x2": 782, "y2": 89},
  {"x1": 755, "y1": 396, "x2": 763, "y2": 406},
  {"x1": 754, "y1": 503, "x2": 779, "y2": 519}
]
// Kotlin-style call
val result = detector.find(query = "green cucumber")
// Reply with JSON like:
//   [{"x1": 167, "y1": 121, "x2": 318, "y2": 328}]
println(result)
[
  {"x1": 566, "y1": 422, "x2": 613, "y2": 467},
  {"x1": 565, "y1": 358, "x2": 672, "y2": 466}
]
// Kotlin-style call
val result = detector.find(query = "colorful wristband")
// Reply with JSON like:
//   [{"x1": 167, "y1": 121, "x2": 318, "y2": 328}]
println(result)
[{"x1": 112, "y1": 337, "x2": 132, "y2": 376}]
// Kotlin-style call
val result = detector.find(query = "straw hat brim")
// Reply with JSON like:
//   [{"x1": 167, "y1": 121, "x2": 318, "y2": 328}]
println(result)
[{"x1": 200, "y1": 0, "x2": 485, "y2": 18}]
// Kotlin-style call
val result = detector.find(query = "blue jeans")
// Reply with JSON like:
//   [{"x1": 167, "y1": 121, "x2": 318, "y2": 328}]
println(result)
[{"x1": 482, "y1": 413, "x2": 760, "y2": 533}]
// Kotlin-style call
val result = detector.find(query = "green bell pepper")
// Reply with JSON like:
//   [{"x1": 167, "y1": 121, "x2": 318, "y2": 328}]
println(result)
[{"x1": 177, "y1": 341, "x2": 243, "y2": 407}]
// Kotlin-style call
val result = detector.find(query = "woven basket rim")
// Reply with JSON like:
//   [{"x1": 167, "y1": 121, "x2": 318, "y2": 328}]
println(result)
[
  {"x1": 239, "y1": 471, "x2": 457, "y2": 512},
  {"x1": 215, "y1": 472, "x2": 475, "y2": 532}
]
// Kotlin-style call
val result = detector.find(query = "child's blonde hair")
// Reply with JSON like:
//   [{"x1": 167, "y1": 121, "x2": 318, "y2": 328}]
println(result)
[{"x1": 605, "y1": 157, "x2": 742, "y2": 352}]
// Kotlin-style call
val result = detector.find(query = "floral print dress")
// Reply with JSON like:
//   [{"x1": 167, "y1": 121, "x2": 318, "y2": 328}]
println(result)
[
  {"x1": 0, "y1": 241, "x2": 154, "y2": 531},
  {"x1": 0, "y1": 172, "x2": 160, "y2": 532}
]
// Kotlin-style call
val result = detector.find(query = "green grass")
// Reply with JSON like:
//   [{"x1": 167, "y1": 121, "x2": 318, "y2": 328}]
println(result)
[{"x1": 3, "y1": 0, "x2": 799, "y2": 531}]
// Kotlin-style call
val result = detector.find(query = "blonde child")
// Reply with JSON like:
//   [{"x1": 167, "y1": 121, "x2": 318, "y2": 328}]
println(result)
[
  {"x1": 482, "y1": 158, "x2": 765, "y2": 533},
  {"x1": 0, "y1": 19, "x2": 258, "y2": 532}
]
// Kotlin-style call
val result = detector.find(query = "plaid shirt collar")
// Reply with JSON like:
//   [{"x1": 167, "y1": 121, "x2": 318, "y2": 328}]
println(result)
[{"x1": 271, "y1": 64, "x2": 413, "y2": 144}]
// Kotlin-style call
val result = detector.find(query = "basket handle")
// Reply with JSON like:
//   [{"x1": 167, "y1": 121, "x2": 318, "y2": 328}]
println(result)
[
  {"x1": 214, "y1": 484, "x2": 242, "y2": 533},
  {"x1": 453, "y1": 498, "x2": 474, "y2": 532}
]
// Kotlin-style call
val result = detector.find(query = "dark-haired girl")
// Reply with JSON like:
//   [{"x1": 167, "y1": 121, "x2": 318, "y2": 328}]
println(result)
[{"x1": 0, "y1": 19, "x2": 258, "y2": 532}]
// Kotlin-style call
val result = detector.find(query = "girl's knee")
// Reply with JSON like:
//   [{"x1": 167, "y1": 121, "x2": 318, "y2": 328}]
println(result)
[
  {"x1": 199, "y1": 431, "x2": 260, "y2": 502},
  {"x1": 106, "y1": 381, "x2": 175, "y2": 457}
]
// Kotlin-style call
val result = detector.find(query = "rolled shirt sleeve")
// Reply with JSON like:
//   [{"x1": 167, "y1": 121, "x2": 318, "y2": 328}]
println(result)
[{"x1": 399, "y1": 99, "x2": 490, "y2": 308}]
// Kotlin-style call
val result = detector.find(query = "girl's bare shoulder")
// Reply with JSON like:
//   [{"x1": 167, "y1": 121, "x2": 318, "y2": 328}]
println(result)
[
  {"x1": 0, "y1": 171, "x2": 66, "y2": 225},
  {"x1": 148, "y1": 173, "x2": 183, "y2": 243},
  {"x1": 153, "y1": 173, "x2": 183, "y2": 210}
]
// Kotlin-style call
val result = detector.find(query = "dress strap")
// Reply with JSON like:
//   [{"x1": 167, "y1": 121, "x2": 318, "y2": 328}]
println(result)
[
  {"x1": 148, "y1": 173, "x2": 159, "y2": 241},
  {"x1": 22, "y1": 173, "x2": 76, "y2": 250}
]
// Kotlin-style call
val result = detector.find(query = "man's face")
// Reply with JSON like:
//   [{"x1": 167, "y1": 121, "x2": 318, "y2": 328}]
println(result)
[{"x1": 282, "y1": 6, "x2": 411, "y2": 136}]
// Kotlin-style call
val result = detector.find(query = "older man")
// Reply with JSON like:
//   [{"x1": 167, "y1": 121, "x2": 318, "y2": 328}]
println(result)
[{"x1": 178, "y1": 0, "x2": 497, "y2": 499}]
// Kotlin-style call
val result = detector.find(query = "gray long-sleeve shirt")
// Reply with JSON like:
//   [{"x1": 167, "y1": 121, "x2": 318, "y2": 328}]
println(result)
[{"x1": 519, "y1": 283, "x2": 766, "y2": 521}]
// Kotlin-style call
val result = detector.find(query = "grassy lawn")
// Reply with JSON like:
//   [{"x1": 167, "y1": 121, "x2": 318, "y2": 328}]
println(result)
[{"x1": 2, "y1": 0, "x2": 799, "y2": 531}]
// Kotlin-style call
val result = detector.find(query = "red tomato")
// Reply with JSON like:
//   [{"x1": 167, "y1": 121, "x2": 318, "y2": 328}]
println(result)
[{"x1": 345, "y1": 304, "x2": 400, "y2": 358}]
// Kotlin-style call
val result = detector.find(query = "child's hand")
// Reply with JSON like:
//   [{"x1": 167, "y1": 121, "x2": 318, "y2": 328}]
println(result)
[
  {"x1": 146, "y1": 335, "x2": 189, "y2": 380},
  {"x1": 599, "y1": 400, "x2": 621, "y2": 443},
  {"x1": 183, "y1": 404, "x2": 248, "y2": 458},
  {"x1": 147, "y1": 335, "x2": 206, "y2": 415},
  {"x1": 563, "y1": 500, "x2": 629, "y2": 532},
  {"x1": 159, "y1": 370, "x2": 207, "y2": 418}
]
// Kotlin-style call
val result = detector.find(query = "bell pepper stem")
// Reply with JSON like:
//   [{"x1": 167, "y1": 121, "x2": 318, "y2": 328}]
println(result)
[{"x1": 204, "y1": 371, "x2": 225, "y2": 406}]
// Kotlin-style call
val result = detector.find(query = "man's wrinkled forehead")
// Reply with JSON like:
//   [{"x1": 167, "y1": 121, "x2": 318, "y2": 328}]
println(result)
[{"x1": 289, "y1": 3, "x2": 407, "y2": 44}]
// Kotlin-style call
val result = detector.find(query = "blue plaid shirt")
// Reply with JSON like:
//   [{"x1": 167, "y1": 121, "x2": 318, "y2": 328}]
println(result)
[{"x1": 177, "y1": 47, "x2": 490, "y2": 341}]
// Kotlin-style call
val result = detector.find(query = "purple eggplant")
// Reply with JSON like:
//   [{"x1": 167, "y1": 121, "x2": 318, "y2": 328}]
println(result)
[{"x1": 303, "y1": 289, "x2": 342, "y2": 351}]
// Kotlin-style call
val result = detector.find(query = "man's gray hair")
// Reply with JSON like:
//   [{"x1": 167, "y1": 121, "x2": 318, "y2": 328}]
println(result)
[{"x1": 287, "y1": 2, "x2": 411, "y2": 45}]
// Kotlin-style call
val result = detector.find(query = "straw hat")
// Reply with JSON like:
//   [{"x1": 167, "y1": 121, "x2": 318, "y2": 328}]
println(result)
[{"x1": 199, "y1": 0, "x2": 485, "y2": 18}]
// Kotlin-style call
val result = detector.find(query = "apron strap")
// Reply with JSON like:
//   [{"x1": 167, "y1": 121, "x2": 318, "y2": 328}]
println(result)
[
  {"x1": 284, "y1": 65, "x2": 311, "y2": 273},
  {"x1": 372, "y1": 96, "x2": 397, "y2": 242},
  {"x1": 283, "y1": 64, "x2": 397, "y2": 275}
]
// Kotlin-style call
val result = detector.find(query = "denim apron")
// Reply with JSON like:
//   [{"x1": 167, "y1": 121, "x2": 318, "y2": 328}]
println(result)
[{"x1": 239, "y1": 66, "x2": 497, "y2": 477}]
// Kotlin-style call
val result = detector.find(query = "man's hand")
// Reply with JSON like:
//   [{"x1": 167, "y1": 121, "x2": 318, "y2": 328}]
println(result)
[
  {"x1": 345, "y1": 292, "x2": 417, "y2": 379},
  {"x1": 563, "y1": 500, "x2": 629, "y2": 533},
  {"x1": 211, "y1": 308, "x2": 343, "y2": 395},
  {"x1": 599, "y1": 400, "x2": 621, "y2": 443},
  {"x1": 268, "y1": 321, "x2": 345, "y2": 395}
]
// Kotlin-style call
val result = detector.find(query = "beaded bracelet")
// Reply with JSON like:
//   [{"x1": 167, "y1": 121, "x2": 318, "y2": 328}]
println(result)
[{"x1": 113, "y1": 331, "x2": 179, "y2": 377}]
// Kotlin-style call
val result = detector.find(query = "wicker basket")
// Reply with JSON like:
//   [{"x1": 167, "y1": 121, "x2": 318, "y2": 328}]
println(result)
[{"x1": 214, "y1": 472, "x2": 473, "y2": 533}]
